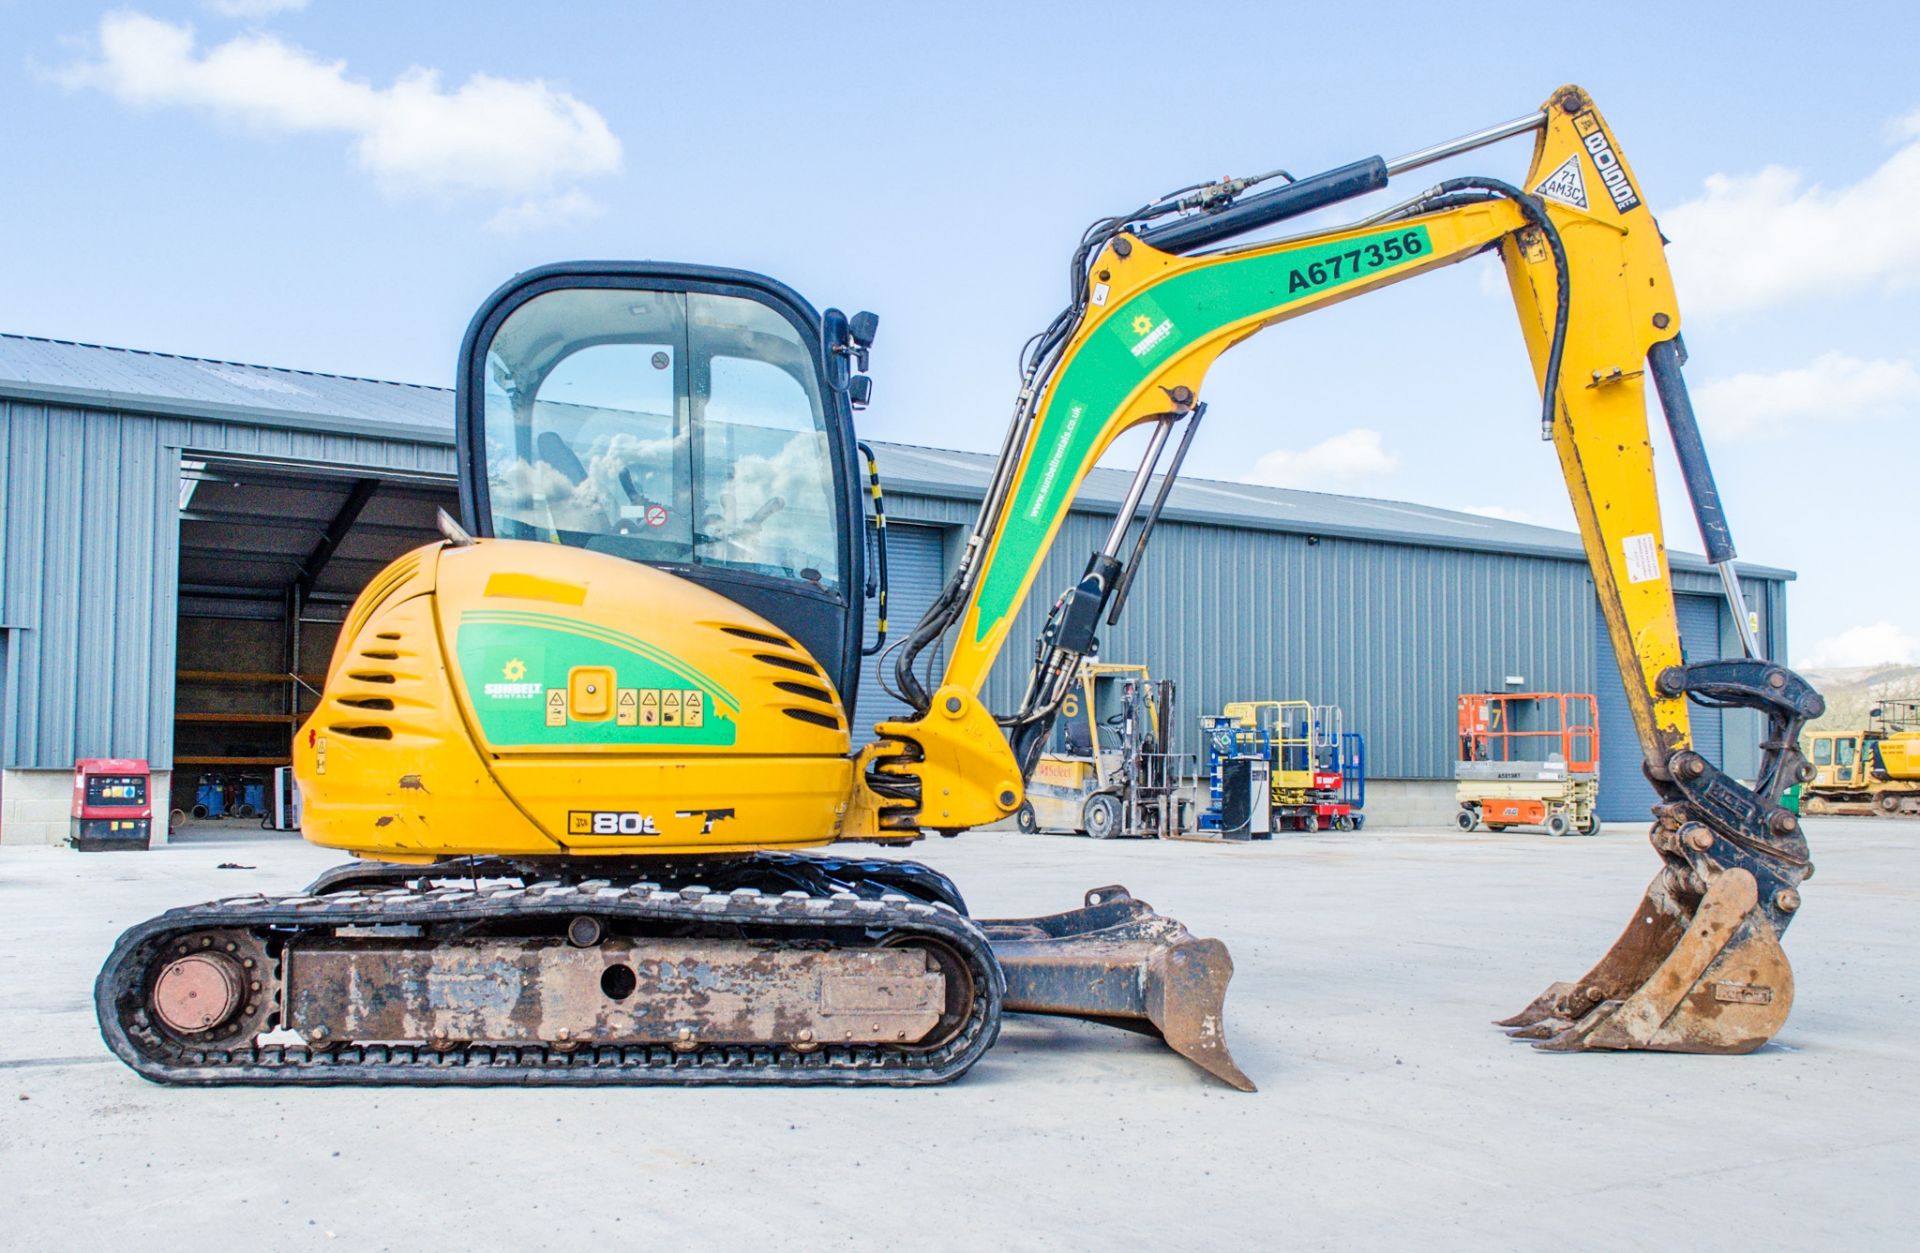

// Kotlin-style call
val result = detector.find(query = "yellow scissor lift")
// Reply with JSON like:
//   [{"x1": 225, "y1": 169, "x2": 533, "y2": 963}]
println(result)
[{"x1": 1219, "y1": 700, "x2": 1353, "y2": 832}]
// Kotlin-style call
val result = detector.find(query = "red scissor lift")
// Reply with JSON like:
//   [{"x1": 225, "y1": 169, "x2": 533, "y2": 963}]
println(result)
[{"x1": 1455, "y1": 692, "x2": 1600, "y2": 836}]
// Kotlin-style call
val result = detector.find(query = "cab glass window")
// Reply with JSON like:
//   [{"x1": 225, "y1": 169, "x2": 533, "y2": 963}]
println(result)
[
  {"x1": 481, "y1": 287, "x2": 841, "y2": 591},
  {"x1": 1835, "y1": 738, "x2": 1855, "y2": 767},
  {"x1": 1813, "y1": 739, "x2": 1832, "y2": 766}
]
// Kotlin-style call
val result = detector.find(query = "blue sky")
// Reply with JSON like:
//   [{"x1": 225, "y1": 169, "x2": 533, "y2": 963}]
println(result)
[{"x1": 2, "y1": 0, "x2": 1915, "y2": 668}]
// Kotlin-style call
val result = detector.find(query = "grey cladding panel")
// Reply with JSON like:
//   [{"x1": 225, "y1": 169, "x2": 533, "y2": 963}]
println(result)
[
  {"x1": 1596, "y1": 593, "x2": 1726, "y2": 822},
  {"x1": 0, "y1": 397, "x2": 454, "y2": 769},
  {"x1": 851, "y1": 523, "x2": 948, "y2": 747},
  {"x1": 965, "y1": 506, "x2": 1597, "y2": 778}
]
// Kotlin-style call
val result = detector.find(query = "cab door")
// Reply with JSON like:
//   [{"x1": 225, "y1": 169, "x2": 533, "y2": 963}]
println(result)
[
  {"x1": 1809, "y1": 735, "x2": 1835, "y2": 787},
  {"x1": 1831, "y1": 735, "x2": 1860, "y2": 786}
]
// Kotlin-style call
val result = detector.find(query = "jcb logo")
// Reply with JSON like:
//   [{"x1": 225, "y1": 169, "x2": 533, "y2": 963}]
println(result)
[{"x1": 568, "y1": 810, "x2": 660, "y2": 836}]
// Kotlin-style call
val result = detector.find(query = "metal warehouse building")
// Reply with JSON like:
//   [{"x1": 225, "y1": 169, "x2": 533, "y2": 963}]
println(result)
[{"x1": 0, "y1": 333, "x2": 1792, "y2": 844}]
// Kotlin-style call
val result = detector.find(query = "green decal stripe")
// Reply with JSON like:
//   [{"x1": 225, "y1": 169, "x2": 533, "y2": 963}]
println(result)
[
  {"x1": 464, "y1": 610, "x2": 740, "y2": 712},
  {"x1": 462, "y1": 610, "x2": 740, "y2": 711},
  {"x1": 456, "y1": 619, "x2": 739, "y2": 747},
  {"x1": 971, "y1": 224, "x2": 1433, "y2": 642}
]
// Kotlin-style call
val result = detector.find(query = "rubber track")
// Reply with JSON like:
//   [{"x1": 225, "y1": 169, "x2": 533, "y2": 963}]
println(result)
[{"x1": 96, "y1": 879, "x2": 1004, "y2": 1087}]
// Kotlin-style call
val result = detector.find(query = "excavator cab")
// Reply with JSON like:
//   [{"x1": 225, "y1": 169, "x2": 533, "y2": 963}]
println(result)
[
  {"x1": 1811, "y1": 734, "x2": 1860, "y2": 789},
  {"x1": 455, "y1": 263, "x2": 877, "y2": 706}
]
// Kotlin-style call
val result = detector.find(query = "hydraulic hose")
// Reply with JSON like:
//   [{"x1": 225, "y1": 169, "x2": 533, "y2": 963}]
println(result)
[{"x1": 1414, "y1": 177, "x2": 1571, "y2": 440}]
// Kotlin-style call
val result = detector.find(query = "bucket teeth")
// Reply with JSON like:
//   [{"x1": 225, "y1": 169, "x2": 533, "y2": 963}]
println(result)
[
  {"x1": 1503, "y1": 1017, "x2": 1575, "y2": 1041},
  {"x1": 1493, "y1": 981, "x2": 1582, "y2": 1029},
  {"x1": 1502, "y1": 866, "x2": 1794, "y2": 1055},
  {"x1": 981, "y1": 887, "x2": 1254, "y2": 1092}
]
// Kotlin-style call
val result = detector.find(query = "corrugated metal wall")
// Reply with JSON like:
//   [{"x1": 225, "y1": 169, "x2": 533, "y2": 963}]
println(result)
[
  {"x1": 0, "y1": 397, "x2": 454, "y2": 770},
  {"x1": 1596, "y1": 593, "x2": 1732, "y2": 822},
  {"x1": 885, "y1": 491, "x2": 1604, "y2": 778},
  {"x1": 1591, "y1": 572, "x2": 1779, "y2": 821},
  {"x1": 851, "y1": 523, "x2": 948, "y2": 747},
  {"x1": 0, "y1": 392, "x2": 1792, "y2": 790}
]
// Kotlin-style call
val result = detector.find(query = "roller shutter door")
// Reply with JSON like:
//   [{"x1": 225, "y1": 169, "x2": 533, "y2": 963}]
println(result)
[
  {"x1": 1674, "y1": 595, "x2": 1724, "y2": 769},
  {"x1": 1595, "y1": 594, "x2": 1725, "y2": 821},
  {"x1": 852, "y1": 523, "x2": 948, "y2": 747}
]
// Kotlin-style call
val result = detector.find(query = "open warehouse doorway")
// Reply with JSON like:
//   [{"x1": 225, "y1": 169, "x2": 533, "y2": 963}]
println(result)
[{"x1": 170, "y1": 453, "x2": 458, "y2": 829}]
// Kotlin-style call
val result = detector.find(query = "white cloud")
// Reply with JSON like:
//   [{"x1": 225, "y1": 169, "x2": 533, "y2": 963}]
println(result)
[
  {"x1": 57, "y1": 11, "x2": 620, "y2": 218},
  {"x1": 1460, "y1": 504, "x2": 1541, "y2": 525},
  {"x1": 1474, "y1": 255, "x2": 1509, "y2": 298},
  {"x1": 205, "y1": 0, "x2": 308, "y2": 18},
  {"x1": 1798, "y1": 622, "x2": 1920, "y2": 670},
  {"x1": 1692, "y1": 352, "x2": 1920, "y2": 440},
  {"x1": 1664, "y1": 108, "x2": 1920, "y2": 317},
  {"x1": 486, "y1": 188, "x2": 606, "y2": 234},
  {"x1": 1246, "y1": 428, "x2": 1397, "y2": 490}
]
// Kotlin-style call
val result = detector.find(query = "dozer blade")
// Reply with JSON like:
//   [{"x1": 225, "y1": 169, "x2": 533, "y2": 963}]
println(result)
[
  {"x1": 979, "y1": 886, "x2": 1254, "y2": 1091},
  {"x1": 1499, "y1": 866, "x2": 1793, "y2": 1054}
]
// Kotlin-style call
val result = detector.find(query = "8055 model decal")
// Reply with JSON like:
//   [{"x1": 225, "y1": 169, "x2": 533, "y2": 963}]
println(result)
[{"x1": 568, "y1": 810, "x2": 661, "y2": 836}]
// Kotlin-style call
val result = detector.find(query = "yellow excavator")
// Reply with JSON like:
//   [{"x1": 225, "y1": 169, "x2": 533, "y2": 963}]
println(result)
[
  {"x1": 1802, "y1": 699, "x2": 1920, "y2": 816},
  {"x1": 99, "y1": 84, "x2": 1823, "y2": 1090}
]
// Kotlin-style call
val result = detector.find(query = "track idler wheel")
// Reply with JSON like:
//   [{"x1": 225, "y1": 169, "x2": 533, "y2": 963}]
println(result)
[{"x1": 1497, "y1": 865, "x2": 1793, "y2": 1054}]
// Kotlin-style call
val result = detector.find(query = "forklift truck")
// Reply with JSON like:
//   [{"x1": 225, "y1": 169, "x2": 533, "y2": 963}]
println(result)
[{"x1": 1018, "y1": 662, "x2": 1190, "y2": 838}]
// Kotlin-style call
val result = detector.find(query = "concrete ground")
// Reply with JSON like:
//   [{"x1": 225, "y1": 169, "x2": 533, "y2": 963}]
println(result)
[{"x1": 2, "y1": 819, "x2": 1914, "y2": 1250}]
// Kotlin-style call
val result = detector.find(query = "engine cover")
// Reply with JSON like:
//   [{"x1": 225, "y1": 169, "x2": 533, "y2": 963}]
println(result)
[{"x1": 294, "y1": 539, "x2": 858, "y2": 858}]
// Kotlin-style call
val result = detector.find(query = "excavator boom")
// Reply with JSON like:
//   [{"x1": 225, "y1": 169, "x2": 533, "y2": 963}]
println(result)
[{"x1": 871, "y1": 84, "x2": 1823, "y2": 1054}]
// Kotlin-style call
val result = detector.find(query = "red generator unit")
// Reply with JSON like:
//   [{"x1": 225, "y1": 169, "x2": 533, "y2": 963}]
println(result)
[{"x1": 71, "y1": 758, "x2": 153, "y2": 851}]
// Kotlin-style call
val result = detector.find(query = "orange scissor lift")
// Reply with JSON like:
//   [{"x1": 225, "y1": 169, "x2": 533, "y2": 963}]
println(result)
[{"x1": 1455, "y1": 692, "x2": 1600, "y2": 837}]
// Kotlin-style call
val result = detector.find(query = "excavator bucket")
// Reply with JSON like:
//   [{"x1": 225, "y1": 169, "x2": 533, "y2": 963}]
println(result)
[
  {"x1": 1498, "y1": 865, "x2": 1793, "y2": 1053},
  {"x1": 980, "y1": 886, "x2": 1254, "y2": 1091}
]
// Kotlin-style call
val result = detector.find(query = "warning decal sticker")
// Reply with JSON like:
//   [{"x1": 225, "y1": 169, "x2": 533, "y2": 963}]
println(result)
[
  {"x1": 1533, "y1": 154, "x2": 1588, "y2": 210},
  {"x1": 1622, "y1": 533, "x2": 1663, "y2": 584}
]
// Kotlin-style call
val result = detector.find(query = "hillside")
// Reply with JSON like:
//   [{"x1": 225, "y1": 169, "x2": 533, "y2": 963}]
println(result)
[{"x1": 1799, "y1": 664, "x2": 1920, "y2": 732}]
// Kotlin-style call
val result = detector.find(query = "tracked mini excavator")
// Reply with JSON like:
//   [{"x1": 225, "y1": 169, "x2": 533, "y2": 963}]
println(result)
[{"x1": 99, "y1": 84, "x2": 1823, "y2": 1089}]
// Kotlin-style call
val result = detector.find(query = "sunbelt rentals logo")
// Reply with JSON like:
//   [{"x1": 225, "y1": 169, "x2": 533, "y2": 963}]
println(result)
[
  {"x1": 1112, "y1": 293, "x2": 1178, "y2": 366},
  {"x1": 484, "y1": 655, "x2": 543, "y2": 699}
]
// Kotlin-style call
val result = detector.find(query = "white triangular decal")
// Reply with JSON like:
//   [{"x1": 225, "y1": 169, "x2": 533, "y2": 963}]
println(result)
[{"x1": 1533, "y1": 154, "x2": 1588, "y2": 210}]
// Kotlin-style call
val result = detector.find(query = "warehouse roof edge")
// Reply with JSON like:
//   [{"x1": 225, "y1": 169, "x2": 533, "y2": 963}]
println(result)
[{"x1": 0, "y1": 330, "x2": 1793, "y2": 580}]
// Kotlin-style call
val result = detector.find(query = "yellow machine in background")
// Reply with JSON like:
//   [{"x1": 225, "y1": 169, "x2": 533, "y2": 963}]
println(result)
[
  {"x1": 1195, "y1": 700, "x2": 1364, "y2": 836},
  {"x1": 1020, "y1": 662, "x2": 1187, "y2": 838},
  {"x1": 100, "y1": 85, "x2": 1825, "y2": 1092},
  {"x1": 1225, "y1": 700, "x2": 1327, "y2": 814},
  {"x1": 1803, "y1": 699, "x2": 1920, "y2": 816},
  {"x1": 1218, "y1": 701, "x2": 1360, "y2": 831}
]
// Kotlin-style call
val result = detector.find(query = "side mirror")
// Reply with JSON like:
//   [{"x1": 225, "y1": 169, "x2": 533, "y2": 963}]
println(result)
[
  {"x1": 823, "y1": 308, "x2": 878, "y2": 387},
  {"x1": 848, "y1": 375, "x2": 874, "y2": 409}
]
